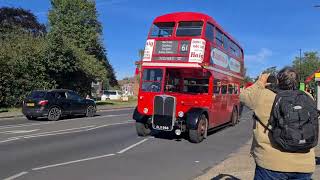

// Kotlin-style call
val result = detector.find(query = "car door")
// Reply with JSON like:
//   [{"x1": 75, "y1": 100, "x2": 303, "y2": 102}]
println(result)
[
  {"x1": 54, "y1": 92, "x2": 72, "y2": 115},
  {"x1": 66, "y1": 91, "x2": 85, "y2": 114}
]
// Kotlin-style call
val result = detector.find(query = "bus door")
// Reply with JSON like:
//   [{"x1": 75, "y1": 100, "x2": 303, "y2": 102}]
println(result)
[
  {"x1": 219, "y1": 83, "x2": 229, "y2": 125},
  {"x1": 211, "y1": 79, "x2": 222, "y2": 127}
]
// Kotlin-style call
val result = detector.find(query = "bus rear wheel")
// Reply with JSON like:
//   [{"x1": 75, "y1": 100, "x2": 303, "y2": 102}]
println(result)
[
  {"x1": 231, "y1": 107, "x2": 239, "y2": 126},
  {"x1": 136, "y1": 122, "x2": 151, "y2": 137},
  {"x1": 189, "y1": 114, "x2": 207, "y2": 143}
]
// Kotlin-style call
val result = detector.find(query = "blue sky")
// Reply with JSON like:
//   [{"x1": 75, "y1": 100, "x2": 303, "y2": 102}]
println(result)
[{"x1": 1, "y1": 0, "x2": 320, "y2": 79}]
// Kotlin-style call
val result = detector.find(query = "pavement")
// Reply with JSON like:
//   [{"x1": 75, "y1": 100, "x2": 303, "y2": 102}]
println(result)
[
  {"x1": 195, "y1": 124, "x2": 320, "y2": 180},
  {"x1": 0, "y1": 108, "x2": 253, "y2": 180},
  {"x1": 0, "y1": 104, "x2": 136, "y2": 119}
]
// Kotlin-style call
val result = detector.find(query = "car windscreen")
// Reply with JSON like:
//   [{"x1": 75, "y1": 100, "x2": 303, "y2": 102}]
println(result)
[
  {"x1": 149, "y1": 22, "x2": 175, "y2": 38},
  {"x1": 108, "y1": 92, "x2": 117, "y2": 95},
  {"x1": 141, "y1": 69, "x2": 163, "y2": 92},
  {"x1": 176, "y1": 21, "x2": 203, "y2": 37},
  {"x1": 28, "y1": 91, "x2": 47, "y2": 99}
]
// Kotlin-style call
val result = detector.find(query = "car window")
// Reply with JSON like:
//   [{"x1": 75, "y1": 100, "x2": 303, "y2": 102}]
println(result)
[
  {"x1": 66, "y1": 91, "x2": 82, "y2": 100},
  {"x1": 55, "y1": 92, "x2": 66, "y2": 99},
  {"x1": 28, "y1": 91, "x2": 47, "y2": 99}
]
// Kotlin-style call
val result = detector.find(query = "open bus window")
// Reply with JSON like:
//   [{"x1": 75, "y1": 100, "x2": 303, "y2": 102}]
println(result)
[
  {"x1": 176, "y1": 21, "x2": 203, "y2": 37},
  {"x1": 213, "y1": 79, "x2": 221, "y2": 94},
  {"x1": 221, "y1": 85, "x2": 228, "y2": 94},
  {"x1": 142, "y1": 69, "x2": 163, "y2": 92},
  {"x1": 150, "y1": 22, "x2": 175, "y2": 38},
  {"x1": 228, "y1": 84, "x2": 234, "y2": 94},
  {"x1": 183, "y1": 78, "x2": 208, "y2": 94},
  {"x1": 234, "y1": 84, "x2": 239, "y2": 94}
]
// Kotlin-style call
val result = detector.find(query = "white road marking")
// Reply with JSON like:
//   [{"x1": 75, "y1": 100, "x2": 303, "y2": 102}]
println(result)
[
  {"x1": 117, "y1": 138, "x2": 149, "y2": 154},
  {"x1": 0, "y1": 122, "x2": 53, "y2": 130},
  {"x1": 11, "y1": 125, "x2": 95, "y2": 139},
  {"x1": 3, "y1": 171, "x2": 28, "y2": 180},
  {"x1": 0, "y1": 129, "x2": 40, "y2": 134},
  {"x1": 0, "y1": 122, "x2": 133, "y2": 144},
  {"x1": 0, "y1": 137, "x2": 20, "y2": 143},
  {"x1": 0, "y1": 113, "x2": 130, "y2": 130},
  {"x1": 23, "y1": 130, "x2": 89, "y2": 139},
  {"x1": 32, "y1": 153, "x2": 115, "y2": 171},
  {"x1": 98, "y1": 108, "x2": 134, "y2": 112},
  {"x1": 87, "y1": 122, "x2": 132, "y2": 131}
]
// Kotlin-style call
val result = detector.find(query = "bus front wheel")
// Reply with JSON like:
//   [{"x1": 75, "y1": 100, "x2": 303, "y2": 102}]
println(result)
[
  {"x1": 189, "y1": 114, "x2": 207, "y2": 143},
  {"x1": 136, "y1": 122, "x2": 151, "y2": 137}
]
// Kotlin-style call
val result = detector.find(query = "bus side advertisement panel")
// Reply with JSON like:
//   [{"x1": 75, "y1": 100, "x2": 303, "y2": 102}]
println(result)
[{"x1": 210, "y1": 48, "x2": 241, "y2": 74}]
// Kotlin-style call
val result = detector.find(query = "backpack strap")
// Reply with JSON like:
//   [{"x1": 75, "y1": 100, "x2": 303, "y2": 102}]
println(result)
[{"x1": 253, "y1": 113, "x2": 272, "y2": 132}]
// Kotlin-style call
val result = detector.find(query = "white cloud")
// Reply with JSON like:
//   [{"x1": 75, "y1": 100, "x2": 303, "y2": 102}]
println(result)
[{"x1": 245, "y1": 48, "x2": 272, "y2": 63}]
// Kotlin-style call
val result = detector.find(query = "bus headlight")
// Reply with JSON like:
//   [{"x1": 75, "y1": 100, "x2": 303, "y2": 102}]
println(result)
[
  {"x1": 178, "y1": 111, "x2": 184, "y2": 118},
  {"x1": 143, "y1": 108, "x2": 148, "y2": 114}
]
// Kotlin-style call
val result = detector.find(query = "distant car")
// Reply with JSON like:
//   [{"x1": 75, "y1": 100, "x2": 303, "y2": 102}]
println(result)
[
  {"x1": 101, "y1": 90, "x2": 122, "y2": 101},
  {"x1": 22, "y1": 89, "x2": 96, "y2": 121}
]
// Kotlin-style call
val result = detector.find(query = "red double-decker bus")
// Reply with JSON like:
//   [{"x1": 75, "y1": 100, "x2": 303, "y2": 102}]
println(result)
[{"x1": 133, "y1": 12, "x2": 244, "y2": 143}]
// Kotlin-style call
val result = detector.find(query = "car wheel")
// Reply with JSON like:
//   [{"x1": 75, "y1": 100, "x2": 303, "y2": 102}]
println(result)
[
  {"x1": 48, "y1": 107, "x2": 61, "y2": 121},
  {"x1": 26, "y1": 116, "x2": 37, "y2": 120},
  {"x1": 136, "y1": 122, "x2": 151, "y2": 137},
  {"x1": 86, "y1": 105, "x2": 96, "y2": 117},
  {"x1": 189, "y1": 114, "x2": 207, "y2": 143},
  {"x1": 231, "y1": 107, "x2": 239, "y2": 126}
]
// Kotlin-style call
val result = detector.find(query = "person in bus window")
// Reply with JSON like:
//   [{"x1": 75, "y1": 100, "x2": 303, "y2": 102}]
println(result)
[{"x1": 240, "y1": 67, "x2": 315, "y2": 180}]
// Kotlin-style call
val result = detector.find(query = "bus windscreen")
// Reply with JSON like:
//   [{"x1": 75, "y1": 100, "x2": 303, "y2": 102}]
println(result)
[
  {"x1": 150, "y1": 22, "x2": 175, "y2": 38},
  {"x1": 142, "y1": 69, "x2": 163, "y2": 92},
  {"x1": 176, "y1": 21, "x2": 203, "y2": 37}
]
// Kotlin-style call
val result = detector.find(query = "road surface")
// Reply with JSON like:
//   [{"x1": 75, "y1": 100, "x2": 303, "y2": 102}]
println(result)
[{"x1": 0, "y1": 108, "x2": 253, "y2": 180}]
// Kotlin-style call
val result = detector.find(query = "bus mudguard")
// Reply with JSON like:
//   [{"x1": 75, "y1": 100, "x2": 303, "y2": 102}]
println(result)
[
  {"x1": 133, "y1": 107, "x2": 147, "y2": 123},
  {"x1": 186, "y1": 108, "x2": 209, "y2": 130}
]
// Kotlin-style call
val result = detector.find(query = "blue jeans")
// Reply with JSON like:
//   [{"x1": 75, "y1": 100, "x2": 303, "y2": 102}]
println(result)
[{"x1": 254, "y1": 166, "x2": 312, "y2": 180}]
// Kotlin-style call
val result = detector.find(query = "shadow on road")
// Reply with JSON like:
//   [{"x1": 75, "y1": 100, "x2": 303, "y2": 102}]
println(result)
[
  {"x1": 211, "y1": 173, "x2": 241, "y2": 180},
  {"x1": 151, "y1": 122, "x2": 233, "y2": 142}
]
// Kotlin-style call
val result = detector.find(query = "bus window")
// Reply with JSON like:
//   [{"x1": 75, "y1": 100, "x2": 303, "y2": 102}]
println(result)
[
  {"x1": 141, "y1": 69, "x2": 163, "y2": 92},
  {"x1": 228, "y1": 84, "x2": 234, "y2": 94},
  {"x1": 183, "y1": 78, "x2": 208, "y2": 94},
  {"x1": 215, "y1": 28, "x2": 224, "y2": 48},
  {"x1": 223, "y1": 35, "x2": 229, "y2": 51},
  {"x1": 150, "y1": 22, "x2": 175, "y2": 38},
  {"x1": 234, "y1": 84, "x2": 239, "y2": 94},
  {"x1": 176, "y1": 21, "x2": 203, "y2": 37},
  {"x1": 213, "y1": 79, "x2": 221, "y2": 94},
  {"x1": 205, "y1": 23, "x2": 214, "y2": 42},
  {"x1": 221, "y1": 84, "x2": 228, "y2": 94}
]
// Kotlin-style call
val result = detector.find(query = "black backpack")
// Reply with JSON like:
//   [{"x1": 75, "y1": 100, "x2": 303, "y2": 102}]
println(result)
[{"x1": 257, "y1": 90, "x2": 319, "y2": 153}]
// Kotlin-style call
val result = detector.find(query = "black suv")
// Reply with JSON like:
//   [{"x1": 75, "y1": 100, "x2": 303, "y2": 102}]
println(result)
[{"x1": 22, "y1": 89, "x2": 96, "y2": 121}]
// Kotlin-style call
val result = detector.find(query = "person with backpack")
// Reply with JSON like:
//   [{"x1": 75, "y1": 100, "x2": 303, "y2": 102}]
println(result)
[{"x1": 240, "y1": 67, "x2": 318, "y2": 180}]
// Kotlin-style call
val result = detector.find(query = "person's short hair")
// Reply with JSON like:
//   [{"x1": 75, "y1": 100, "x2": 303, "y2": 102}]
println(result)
[{"x1": 277, "y1": 67, "x2": 299, "y2": 90}]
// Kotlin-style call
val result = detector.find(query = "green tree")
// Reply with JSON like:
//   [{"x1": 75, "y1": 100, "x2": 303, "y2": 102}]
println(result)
[
  {"x1": 0, "y1": 7, "x2": 52, "y2": 107},
  {"x1": 48, "y1": 0, "x2": 117, "y2": 95},
  {"x1": 0, "y1": 7, "x2": 46, "y2": 36},
  {"x1": 292, "y1": 52, "x2": 320, "y2": 82}
]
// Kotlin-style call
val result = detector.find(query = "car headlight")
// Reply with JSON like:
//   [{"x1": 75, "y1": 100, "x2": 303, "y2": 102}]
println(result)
[{"x1": 143, "y1": 108, "x2": 148, "y2": 114}]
